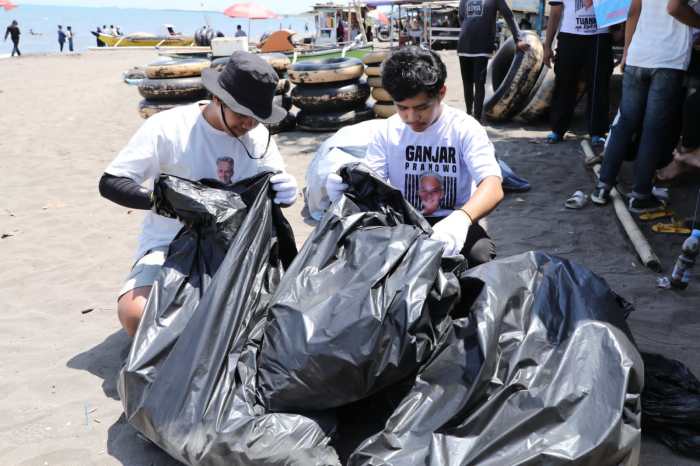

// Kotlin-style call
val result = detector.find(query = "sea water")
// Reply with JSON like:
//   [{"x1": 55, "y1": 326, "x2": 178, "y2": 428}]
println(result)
[{"x1": 2, "y1": 4, "x2": 315, "y2": 56}]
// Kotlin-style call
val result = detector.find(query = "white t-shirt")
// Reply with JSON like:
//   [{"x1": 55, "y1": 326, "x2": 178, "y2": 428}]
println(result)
[
  {"x1": 626, "y1": 0, "x2": 693, "y2": 70},
  {"x1": 365, "y1": 104, "x2": 501, "y2": 218},
  {"x1": 106, "y1": 102, "x2": 285, "y2": 260},
  {"x1": 550, "y1": 0, "x2": 609, "y2": 35}
]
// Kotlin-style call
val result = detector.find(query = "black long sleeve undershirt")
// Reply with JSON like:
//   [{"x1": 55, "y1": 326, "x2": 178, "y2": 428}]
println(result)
[{"x1": 98, "y1": 173, "x2": 153, "y2": 210}]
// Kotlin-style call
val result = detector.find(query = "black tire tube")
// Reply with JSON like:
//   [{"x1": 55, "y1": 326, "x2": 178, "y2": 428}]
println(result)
[
  {"x1": 268, "y1": 111, "x2": 296, "y2": 134},
  {"x1": 362, "y1": 50, "x2": 390, "y2": 65},
  {"x1": 138, "y1": 99, "x2": 198, "y2": 119},
  {"x1": 291, "y1": 80, "x2": 370, "y2": 112},
  {"x1": 515, "y1": 64, "x2": 555, "y2": 122},
  {"x1": 371, "y1": 87, "x2": 392, "y2": 102},
  {"x1": 367, "y1": 76, "x2": 383, "y2": 88},
  {"x1": 373, "y1": 101, "x2": 396, "y2": 118},
  {"x1": 288, "y1": 57, "x2": 365, "y2": 85},
  {"x1": 273, "y1": 94, "x2": 293, "y2": 111},
  {"x1": 297, "y1": 105, "x2": 374, "y2": 132},
  {"x1": 365, "y1": 65, "x2": 381, "y2": 77},
  {"x1": 145, "y1": 58, "x2": 211, "y2": 79},
  {"x1": 138, "y1": 77, "x2": 208, "y2": 101},
  {"x1": 259, "y1": 52, "x2": 291, "y2": 72},
  {"x1": 483, "y1": 31, "x2": 544, "y2": 121}
]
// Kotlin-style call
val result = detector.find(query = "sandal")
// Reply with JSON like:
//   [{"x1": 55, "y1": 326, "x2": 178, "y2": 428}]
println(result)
[
  {"x1": 565, "y1": 190, "x2": 588, "y2": 209},
  {"x1": 651, "y1": 223, "x2": 692, "y2": 235}
]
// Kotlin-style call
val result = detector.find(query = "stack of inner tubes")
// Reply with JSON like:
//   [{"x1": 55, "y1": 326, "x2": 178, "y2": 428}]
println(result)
[
  {"x1": 137, "y1": 58, "x2": 210, "y2": 119},
  {"x1": 288, "y1": 57, "x2": 373, "y2": 132},
  {"x1": 212, "y1": 53, "x2": 296, "y2": 134},
  {"x1": 363, "y1": 50, "x2": 395, "y2": 119}
]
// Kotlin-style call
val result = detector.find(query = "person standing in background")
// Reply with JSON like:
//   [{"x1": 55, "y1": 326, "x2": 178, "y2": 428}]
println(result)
[
  {"x1": 543, "y1": 0, "x2": 613, "y2": 146},
  {"x1": 4, "y1": 20, "x2": 21, "y2": 57},
  {"x1": 57, "y1": 25, "x2": 66, "y2": 52},
  {"x1": 66, "y1": 26, "x2": 74, "y2": 52},
  {"x1": 458, "y1": 0, "x2": 528, "y2": 122}
]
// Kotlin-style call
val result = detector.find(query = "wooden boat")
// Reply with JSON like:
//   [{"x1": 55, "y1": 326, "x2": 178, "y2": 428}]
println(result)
[{"x1": 99, "y1": 32, "x2": 194, "y2": 48}]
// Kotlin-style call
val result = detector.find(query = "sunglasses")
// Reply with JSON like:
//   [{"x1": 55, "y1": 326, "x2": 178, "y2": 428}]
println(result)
[{"x1": 219, "y1": 102, "x2": 272, "y2": 160}]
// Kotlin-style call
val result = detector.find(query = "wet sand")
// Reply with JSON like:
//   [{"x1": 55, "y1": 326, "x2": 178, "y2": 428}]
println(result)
[{"x1": 0, "y1": 48, "x2": 698, "y2": 465}]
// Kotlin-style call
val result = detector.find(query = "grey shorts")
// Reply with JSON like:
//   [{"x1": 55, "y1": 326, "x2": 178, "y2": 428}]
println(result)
[{"x1": 118, "y1": 246, "x2": 168, "y2": 299}]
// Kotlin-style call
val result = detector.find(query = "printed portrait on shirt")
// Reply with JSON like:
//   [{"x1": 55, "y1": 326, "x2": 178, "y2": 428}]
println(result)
[
  {"x1": 403, "y1": 144, "x2": 458, "y2": 214},
  {"x1": 418, "y1": 172, "x2": 445, "y2": 216},
  {"x1": 216, "y1": 156, "x2": 235, "y2": 184}
]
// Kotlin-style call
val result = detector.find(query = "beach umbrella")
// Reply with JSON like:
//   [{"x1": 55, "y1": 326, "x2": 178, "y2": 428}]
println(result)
[
  {"x1": 223, "y1": 2, "x2": 278, "y2": 38},
  {"x1": 1, "y1": 0, "x2": 18, "y2": 11}
]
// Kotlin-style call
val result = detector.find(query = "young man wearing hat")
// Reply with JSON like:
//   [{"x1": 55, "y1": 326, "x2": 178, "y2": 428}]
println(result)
[
  {"x1": 326, "y1": 47, "x2": 503, "y2": 265},
  {"x1": 99, "y1": 51, "x2": 298, "y2": 337}
]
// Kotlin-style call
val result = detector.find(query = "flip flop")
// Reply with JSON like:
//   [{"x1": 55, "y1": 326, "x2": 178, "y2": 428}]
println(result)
[
  {"x1": 545, "y1": 132, "x2": 562, "y2": 144},
  {"x1": 651, "y1": 223, "x2": 692, "y2": 235},
  {"x1": 564, "y1": 190, "x2": 588, "y2": 209},
  {"x1": 639, "y1": 209, "x2": 675, "y2": 221}
]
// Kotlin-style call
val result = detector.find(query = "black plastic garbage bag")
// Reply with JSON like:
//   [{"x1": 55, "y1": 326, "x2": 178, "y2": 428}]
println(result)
[
  {"x1": 118, "y1": 173, "x2": 340, "y2": 466},
  {"x1": 257, "y1": 163, "x2": 461, "y2": 412},
  {"x1": 641, "y1": 352, "x2": 700, "y2": 458},
  {"x1": 349, "y1": 252, "x2": 643, "y2": 465}
]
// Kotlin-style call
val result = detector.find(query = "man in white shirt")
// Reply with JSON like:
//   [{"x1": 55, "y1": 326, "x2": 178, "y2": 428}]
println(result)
[
  {"x1": 543, "y1": 0, "x2": 613, "y2": 145},
  {"x1": 327, "y1": 46, "x2": 503, "y2": 264},
  {"x1": 592, "y1": 0, "x2": 696, "y2": 212},
  {"x1": 99, "y1": 51, "x2": 299, "y2": 336}
]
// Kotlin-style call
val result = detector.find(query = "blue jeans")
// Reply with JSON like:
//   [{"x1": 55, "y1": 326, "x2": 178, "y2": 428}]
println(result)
[{"x1": 599, "y1": 66, "x2": 684, "y2": 198}]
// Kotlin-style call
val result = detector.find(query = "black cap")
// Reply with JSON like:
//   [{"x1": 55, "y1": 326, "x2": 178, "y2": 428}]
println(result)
[{"x1": 201, "y1": 50, "x2": 286, "y2": 124}]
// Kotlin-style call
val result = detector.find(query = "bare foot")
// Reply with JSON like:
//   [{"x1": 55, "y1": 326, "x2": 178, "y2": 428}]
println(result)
[
  {"x1": 656, "y1": 158, "x2": 687, "y2": 182},
  {"x1": 675, "y1": 147, "x2": 700, "y2": 169}
]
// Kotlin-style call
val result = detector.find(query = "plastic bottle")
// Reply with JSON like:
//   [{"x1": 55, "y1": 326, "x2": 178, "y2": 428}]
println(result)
[{"x1": 670, "y1": 229, "x2": 700, "y2": 290}]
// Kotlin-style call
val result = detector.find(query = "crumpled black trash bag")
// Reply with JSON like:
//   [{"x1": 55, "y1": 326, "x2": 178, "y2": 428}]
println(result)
[
  {"x1": 641, "y1": 352, "x2": 700, "y2": 458},
  {"x1": 118, "y1": 173, "x2": 341, "y2": 466},
  {"x1": 349, "y1": 251, "x2": 643, "y2": 466},
  {"x1": 257, "y1": 163, "x2": 461, "y2": 412}
]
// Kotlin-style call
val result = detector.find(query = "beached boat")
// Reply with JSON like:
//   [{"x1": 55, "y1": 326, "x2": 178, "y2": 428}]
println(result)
[{"x1": 98, "y1": 32, "x2": 194, "y2": 48}]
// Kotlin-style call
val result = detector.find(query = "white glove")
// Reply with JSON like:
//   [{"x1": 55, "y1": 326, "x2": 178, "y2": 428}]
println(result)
[
  {"x1": 430, "y1": 210, "x2": 472, "y2": 257},
  {"x1": 270, "y1": 172, "x2": 298, "y2": 205},
  {"x1": 325, "y1": 173, "x2": 348, "y2": 203}
]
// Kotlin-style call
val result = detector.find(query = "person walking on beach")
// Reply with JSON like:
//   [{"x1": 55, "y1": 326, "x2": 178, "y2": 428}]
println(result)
[
  {"x1": 66, "y1": 26, "x2": 74, "y2": 52},
  {"x1": 57, "y1": 25, "x2": 66, "y2": 52},
  {"x1": 99, "y1": 51, "x2": 299, "y2": 337},
  {"x1": 543, "y1": 0, "x2": 613, "y2": 146},
  {"x1": 457, "y1": 0, "x2": 528, "y2": 122},
  {"x1": 4, "y1": 20, "x2": 20, "y2": 57},
  {"x1": 326, "y1": 47, "x2": 503, "y2": 264}
]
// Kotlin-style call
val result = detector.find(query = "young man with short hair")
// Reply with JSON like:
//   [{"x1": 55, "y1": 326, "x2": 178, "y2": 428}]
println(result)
[
  {"x1": 99, "y1": 51, "x2": 299, "y2": 336},
  {"x1": 327, "y1": 46, "x2": 503, "y2": 264}
]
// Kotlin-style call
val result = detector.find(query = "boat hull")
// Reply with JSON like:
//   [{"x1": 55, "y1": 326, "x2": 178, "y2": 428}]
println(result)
[{"x1": 99, "y1": 33, "x2": 194, "y2": 47}]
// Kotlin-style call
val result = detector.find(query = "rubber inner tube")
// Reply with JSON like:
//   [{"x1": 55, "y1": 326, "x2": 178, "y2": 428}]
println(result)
[
  {"x1": 362, "y1": 50, "x2": 391, "y2": 65},
  {"x1": 138, "y1": 100, "x2": 198, "y2": 119},
  {"x1": 145, "y1": 58, "x2": 211, "y2": 79},
  {"x1": 288, "y1": 57, "x2": 365, "y2": 85},
  {"x1": 371, "y1": 87, "x2": 392, "y2": 102},
  {"x1": 138, "y1": 77, "x2": 208, "y2": 102},
  {"x1": 367, "y1": 76, "x2": 383, "y2": 88},
  {"x1": 515, "y1": 65, "x2": 555, "y2": 122},
  {"x1": 291, "y1": 80, "x2": 370, "y2": 112},
  {"x1": 483, "y1": 31, "x2": 544, "y2": 121},
  {"x1": 297, "y1": 105, "x2": 374, "y2": 132},
  {"x1": 365, "y1": 65, "x2": 381, "y2": 77},
  {"x1": 373, "y1": 102, "x2": 396, "y2": 118},
  {"x1": 259, "y1": 52, "x2": 291, "y2": 72}
]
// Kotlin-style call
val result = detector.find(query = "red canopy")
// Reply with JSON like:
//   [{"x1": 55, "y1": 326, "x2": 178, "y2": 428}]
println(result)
[
  {"x1": 1, "y1": 1, "x2": 19, "y2": 11},
  {"x1": 223, "y1": 2, "x2": 277, "y2": 19}
]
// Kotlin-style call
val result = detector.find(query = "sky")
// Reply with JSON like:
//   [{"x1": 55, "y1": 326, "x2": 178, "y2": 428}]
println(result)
[{"x1": 20, "y1": 0, "x2": 318, "y2": 15}]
